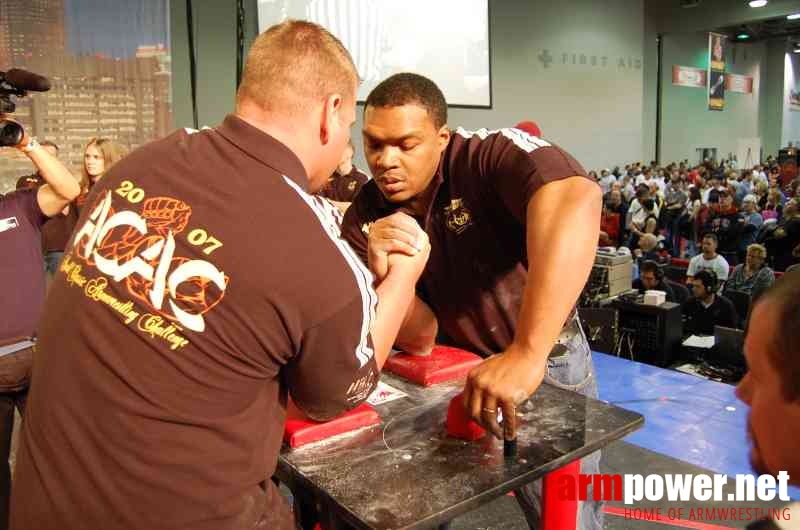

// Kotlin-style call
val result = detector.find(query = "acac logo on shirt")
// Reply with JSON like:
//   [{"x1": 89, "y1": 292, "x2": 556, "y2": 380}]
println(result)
[{"x1": 70, "y1": 189, "x2": 228, "y2": 334}]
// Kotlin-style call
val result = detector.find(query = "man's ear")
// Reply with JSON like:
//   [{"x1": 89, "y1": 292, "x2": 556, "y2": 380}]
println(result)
[
  {"x1": 320, "y1": 93, "x2": 343, "y2": 146},
  {"x1": 436, "y1": 124, "x2": 450, "y2": 153}
]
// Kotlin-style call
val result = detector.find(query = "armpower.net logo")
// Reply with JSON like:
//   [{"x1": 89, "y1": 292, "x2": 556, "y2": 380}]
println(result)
[{"x1": 560, "y1": 472, "x2": 793, "y2": 524}]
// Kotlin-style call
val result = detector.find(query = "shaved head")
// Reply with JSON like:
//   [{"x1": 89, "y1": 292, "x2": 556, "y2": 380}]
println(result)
[{"x1": 237, "y1": 20, "x2": 359, "y2": 117}]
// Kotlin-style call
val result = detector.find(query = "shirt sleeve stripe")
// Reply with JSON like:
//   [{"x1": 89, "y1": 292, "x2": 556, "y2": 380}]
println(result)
[
  {"x1": 455, "y1": 126, "x2": 552, "y2": 153},
  {"x1": 282, "y1": 177, "x2": 377, "y2": 367}
]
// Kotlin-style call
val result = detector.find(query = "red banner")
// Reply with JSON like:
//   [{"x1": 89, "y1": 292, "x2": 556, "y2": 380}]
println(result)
[
  {"x1": 672, "y1": 65, "x2": 706, "y2": 88},
  {"x1": 725, "y1": 74, "x2": 753, "y2": 94}
]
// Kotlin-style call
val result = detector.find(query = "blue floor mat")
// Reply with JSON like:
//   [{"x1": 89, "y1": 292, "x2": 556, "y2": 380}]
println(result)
[{"x1": 594, "y1": 352, "x2": 799, "y2": 500}]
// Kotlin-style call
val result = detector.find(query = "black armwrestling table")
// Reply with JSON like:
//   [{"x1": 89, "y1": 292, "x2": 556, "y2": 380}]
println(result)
[{"x1": 276, "y1": 373, "x2": 644, "y2": 530}]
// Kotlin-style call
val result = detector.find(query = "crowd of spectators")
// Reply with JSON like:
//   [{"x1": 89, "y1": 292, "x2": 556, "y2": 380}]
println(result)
[
  {"x1": 594, "y1": 156, "x2": 799, "y2": 332},
  {"x1": 597, "y1": 157, "x2": 799, "y2": 272}
]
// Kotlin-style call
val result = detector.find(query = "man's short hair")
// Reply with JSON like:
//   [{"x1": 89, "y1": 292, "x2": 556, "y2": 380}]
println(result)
[
  {"x1": 757, "y1": 270, "x2": 800, "y2": 401},
  {"x1": 640, "y1": 260, "x2": 661, "y2": 277},
  {"x1": 702, "y1": 233, "x2": 718, "y2": 244},
  {"x1": 40, "y1": 140, "x2": 59, "y2": 151},
  {"x1": 694, "y1": 269, "x2": 717, "y2": 292},
  {"x1": 365, "y1": 73, "x2": 447, "y2": 129},
  {"x1": 237, "y1": 20, "x2": 358, "y2": 116}
]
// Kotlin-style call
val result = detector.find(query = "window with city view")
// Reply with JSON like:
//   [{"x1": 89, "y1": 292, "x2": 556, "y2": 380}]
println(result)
[{"x1": 0, "y1": 0, "x2": 171, "y2": 192}]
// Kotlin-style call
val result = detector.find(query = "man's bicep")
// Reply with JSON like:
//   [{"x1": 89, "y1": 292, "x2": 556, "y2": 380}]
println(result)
[
  {"x1": 36, "y1": 184, "x2": 70, "y2": 218},
  {"x1": 285, "y1": 296, "x2": 379, "y2": 421}
]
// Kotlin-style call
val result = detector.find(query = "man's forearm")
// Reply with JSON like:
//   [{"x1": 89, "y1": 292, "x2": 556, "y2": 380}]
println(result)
[
  {"x1": 394, "y1": 296, "x2": 438, "y2": 355},
  {"x1": 25, "y1": 144, "x2": 80, "y2": 201},
  {"x1": 513, "y1": 177, "x2": 601, "y2": 366},
  {"x1": 370, "y1": 268, "x2": 423, "y2": 370}
]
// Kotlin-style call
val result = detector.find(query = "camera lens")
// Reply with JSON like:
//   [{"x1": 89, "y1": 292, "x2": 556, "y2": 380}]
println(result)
[{"x1": 0, "y1": 120, "x2": 24, "y2": 147}]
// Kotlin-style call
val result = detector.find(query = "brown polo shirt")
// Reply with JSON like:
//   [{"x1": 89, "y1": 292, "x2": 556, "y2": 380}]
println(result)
[
  {"x1": 16, "y1": 173, "x2": 78, "y2": 252},
  {"x1": 342, "y1": 127, "x2": 591, "y2": 356},
  {"x1": 318, "y1": 165, "x2": 369, "y2": 202},
  {"x1": 12, "y1": 115, "x2": 379, "y2": 530}
]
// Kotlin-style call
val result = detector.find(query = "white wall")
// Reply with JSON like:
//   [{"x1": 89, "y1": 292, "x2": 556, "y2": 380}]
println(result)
[
  {"x1": 659, "y1": 33, "x2": 765, "y2": 165},
  {"x1": 783, "y1": 52, "x2": 800, "y2": 147}
]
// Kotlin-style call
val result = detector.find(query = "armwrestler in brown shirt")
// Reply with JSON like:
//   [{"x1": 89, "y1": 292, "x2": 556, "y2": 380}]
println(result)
[
  {"x1": 342, "y1": 74, "x2": 602, "y2": 529},
  {"x1": 11, "y1": 22, "x2": 428, "y2": 530}
]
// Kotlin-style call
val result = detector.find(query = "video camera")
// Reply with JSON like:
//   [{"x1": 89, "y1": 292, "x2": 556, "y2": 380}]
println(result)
[{"x1": 0, "y1": 68, "x2": 51, "y2": 147}]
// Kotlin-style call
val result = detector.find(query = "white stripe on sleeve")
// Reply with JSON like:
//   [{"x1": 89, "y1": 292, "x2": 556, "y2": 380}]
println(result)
[{"x1": 282, "y1": 177, "x2": 377, "y2": 368}]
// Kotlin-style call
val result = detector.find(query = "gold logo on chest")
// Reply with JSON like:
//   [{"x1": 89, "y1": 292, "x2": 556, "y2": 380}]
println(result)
[
  {"x1": 348, "y1": 180, "x2": 357, "y2": 191},
  {"x1": 444, "y1": 198, "x2": 473, "y2": 234}
]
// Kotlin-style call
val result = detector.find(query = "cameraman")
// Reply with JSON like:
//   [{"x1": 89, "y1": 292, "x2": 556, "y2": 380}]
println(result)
[
  {"x1": 0, "y1": 118, "x2": 79, "y2": 529},
  {"x1": 15, "y1": 140, "x2": 78, "y2": 277}
]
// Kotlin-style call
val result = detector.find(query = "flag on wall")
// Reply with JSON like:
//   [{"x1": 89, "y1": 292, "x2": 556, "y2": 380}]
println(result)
[
  {"x1": 672, "y1": 65, "x2": 706, "y2": 88},
  {"x1": 725, "y1": 73, "x2": 753, "y2": 94},
  {"x1": 708, "y1": 32, "x2": 726, "y2": 111}
]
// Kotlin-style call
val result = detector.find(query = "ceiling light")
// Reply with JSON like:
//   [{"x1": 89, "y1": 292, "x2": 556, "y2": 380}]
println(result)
[
  {"x1": 795, "y1": 48, "x2": 800, "y2": 53},
  {"x1": 788, "y1": 13, "x2": 800, "y2": 20},
  {"x1": 737, "y1": 33, "x2": 751, "y2": 39},
  {"x1": 749, "y1": 0, "x2": 767, "y2": 7}
]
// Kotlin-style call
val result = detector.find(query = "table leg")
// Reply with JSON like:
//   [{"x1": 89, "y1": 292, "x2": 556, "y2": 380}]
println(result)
[
  {"x1": 512, "y1": 487, "x2": 540, "y2": 530},
  {"x1": 291, "y1": 487, "x2": 356, "y2": 530}
]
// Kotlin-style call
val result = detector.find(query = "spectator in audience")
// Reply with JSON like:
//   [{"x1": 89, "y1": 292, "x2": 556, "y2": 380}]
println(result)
[
  {"x1": 724, "y1": 244, "x2": 775, "y2": 303},
  {"x1": 598, "y1": 168, "x2": 616, "y2": 194},
  {"x1": 633, "y1": 260, "x2": 676, "y2": 302},
  {"x1": 767, "y1": 166, "x2": 786, "y2": 204},
  {"x1": 738, "y1": 194, "x2": 763, "y2": 257},
  {"x1": 639, "y1": 167, "x2": 665, "y2": 195},
  {"x1": 686, "y1": 233, "x2": 729, "y2": 292},
  {"x1": 735, "y1": 170, "x2": 753, "y2": 204},
  {"x1": 317, "y1": 139, "x2": 369, "y2": 213},
  {"x1": 761, "y1": 189, "x2": 783, "y2": 221},
  {"x1": 706, "y1": 190, "x2": 742, "y2": 264},
  {"x1": 754, "y1": 180, "x2": 769, "y2": 211},
  {"x1": 620, "y1": 173, "x2": 636, "y2": 202},
  {"x1": 600, "y1": 196, "x2": 623, "y2": 247},
  {"x1": 0, "y1": 127, "x2": 80, "y2": 530},
  {"x1": 684, "y1": 185, "x2": 703, "y2": 257},
  {"x1": 702, "y1": 175, "x2": 726, "y2": 204},
  {"x1": 633, "y1": 233, "x2": 664, "y2": 264},
  {"x1": 751, "y1": 164, "x2": 768, "y2": 186},
  {"x1": 76, "y1": 137, "x2": 128, "y2": 211},
  {"x1": 627, "y1": 185, "x2": 659, "y2": 248},
  {"x1": 648, "y1": 181, "x2": 664, "y2": 208},
  {"x1": 735, "y1": 270, "x2": 800, "y2": 490},
  {"x1": 14, "y1": 141, "x2": 79, "y2": 276},
  {"x1": 642, "y1": 215, "x2": 669, "y2": 254},
  {"x1": 763, "y1": 199, "x2": 800, "y2": 271},
  {"x1": 683, "y1": 270, "x2": 738, "y2": 335},
  {"x1": 663, "y1": 174, "x2": 687, "y2": 254}
]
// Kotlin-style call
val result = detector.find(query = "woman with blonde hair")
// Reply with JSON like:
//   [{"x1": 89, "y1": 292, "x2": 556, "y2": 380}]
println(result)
[{"x1": 76, "y1": 137, "x2": 128, "y2": 210}]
